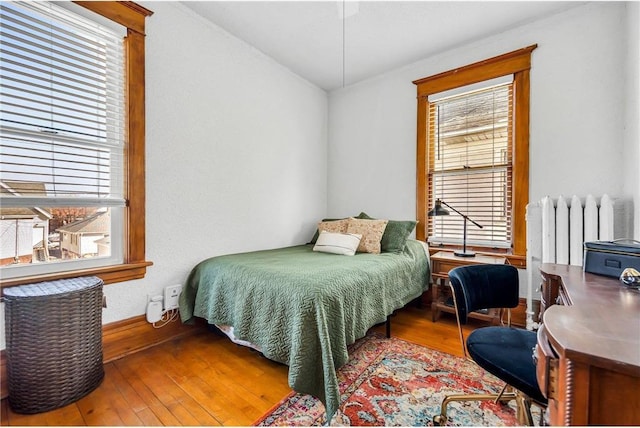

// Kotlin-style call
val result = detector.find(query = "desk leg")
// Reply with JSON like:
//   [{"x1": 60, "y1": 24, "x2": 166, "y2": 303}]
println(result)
[{"x1": 431, "y1": 279, "x2": 441, "y2": 322}]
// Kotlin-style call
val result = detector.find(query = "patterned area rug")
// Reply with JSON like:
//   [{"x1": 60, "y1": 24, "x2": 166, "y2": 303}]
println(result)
[{"x1": 254, "y1": 332, "x2": 537, "y2": 426}]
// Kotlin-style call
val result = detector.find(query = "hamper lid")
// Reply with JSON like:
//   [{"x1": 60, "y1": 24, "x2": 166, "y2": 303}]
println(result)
[{"x1": 3, "y1": 276, "x2": 103, "y2": 298}]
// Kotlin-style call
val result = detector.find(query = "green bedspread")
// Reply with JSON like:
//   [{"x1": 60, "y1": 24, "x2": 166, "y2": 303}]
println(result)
[{"x1": 179, "y1": 239, "x2": 430, "y2": 421}]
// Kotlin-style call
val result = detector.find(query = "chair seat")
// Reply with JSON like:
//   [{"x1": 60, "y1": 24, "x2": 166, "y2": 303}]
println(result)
[{"x1": 467, "y1": 326, "x2": 547, "y2": 405}]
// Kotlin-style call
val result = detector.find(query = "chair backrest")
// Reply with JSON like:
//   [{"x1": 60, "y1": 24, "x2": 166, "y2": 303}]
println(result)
[{"x1": 447, "y1": 264, "x2": 520, "y2": 325}]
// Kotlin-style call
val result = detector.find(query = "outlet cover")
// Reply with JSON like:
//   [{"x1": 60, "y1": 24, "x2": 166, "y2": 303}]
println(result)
[{"x1": 164, "y1": 284, "x2": 182, "y2": 310}]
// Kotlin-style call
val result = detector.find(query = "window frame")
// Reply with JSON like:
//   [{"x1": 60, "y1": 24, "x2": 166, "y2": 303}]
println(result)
[
  {"x1": 413, "y1": 45, "x2": 537, "y2": 267},
  {"x1": 0, "y1": 1, "x2": 153, "y2": 289}
]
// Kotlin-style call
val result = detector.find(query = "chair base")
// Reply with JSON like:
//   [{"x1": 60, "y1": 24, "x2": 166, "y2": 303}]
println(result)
[{"x1": 432, "y1": 388, "x2": 536, "y2": 426}]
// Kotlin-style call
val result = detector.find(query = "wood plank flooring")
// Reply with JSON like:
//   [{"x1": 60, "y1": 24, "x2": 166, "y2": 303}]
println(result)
[{"x1": 0, "y1": 305, "x2": 481, "y2": 426}]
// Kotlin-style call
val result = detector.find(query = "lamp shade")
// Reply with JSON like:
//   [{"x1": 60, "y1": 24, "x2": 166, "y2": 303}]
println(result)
[{"x1": 428, "y1": 199, "x2": 450, "y2": 216}]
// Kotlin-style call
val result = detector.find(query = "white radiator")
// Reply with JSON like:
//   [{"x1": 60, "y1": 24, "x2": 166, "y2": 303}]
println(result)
[
  {"x1": 540, "y1": 194, "x2": 614, "y2": 266},
  {"x1": 525, "y1": 194, "x2": 633, "y2": 330}
]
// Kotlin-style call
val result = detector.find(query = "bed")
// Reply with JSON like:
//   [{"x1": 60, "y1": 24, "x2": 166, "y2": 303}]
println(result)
[{"x1": 179, "y1": 238, "x2": 430, "y2": 421}]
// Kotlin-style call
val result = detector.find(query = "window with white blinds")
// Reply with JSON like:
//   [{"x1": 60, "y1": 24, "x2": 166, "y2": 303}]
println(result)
[
  {"x1": 427, "y1": 83, "x2": 513, "y2": 248},
  {"x1": 0, "y1": 1, "x2": 126, "y2": 273}
]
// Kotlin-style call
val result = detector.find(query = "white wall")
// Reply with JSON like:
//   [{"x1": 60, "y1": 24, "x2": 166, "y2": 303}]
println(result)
[
  {"x1": 0, "y1": 2, "x2": 328, "y2": 349},
  {"x1": 624, "y1": 2, "x2": 640, "y2": 239},
  {"x1": 327, "y1": 2, "x2": 637, "y2": 302},
  {"x1": 328, "y1": 2, "x2": 632, "y2": 221},
  {"x1": 102, "y1": 2, "x2": 328, "y2": 324}
]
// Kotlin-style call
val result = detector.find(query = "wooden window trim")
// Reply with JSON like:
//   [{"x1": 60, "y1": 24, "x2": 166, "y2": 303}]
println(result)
[
  {"x1": 0, "y1": 2, "x2": 154, "y2": 290},
  {"x1": 413, "y1": 45, "x2": 537, "y2": 266}
]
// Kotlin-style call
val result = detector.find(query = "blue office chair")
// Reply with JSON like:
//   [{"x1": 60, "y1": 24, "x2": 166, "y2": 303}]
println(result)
[{"x1": 432, "y1": 264, "x2": 547, "y2": 426}]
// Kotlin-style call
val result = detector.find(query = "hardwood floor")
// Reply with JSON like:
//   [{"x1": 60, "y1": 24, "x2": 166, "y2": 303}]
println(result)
[{"x1": 0, "y1": 305, "x2": 481, "y2": 426}]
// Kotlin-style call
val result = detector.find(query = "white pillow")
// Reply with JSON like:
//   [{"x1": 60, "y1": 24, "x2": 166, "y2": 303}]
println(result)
[{"x1": 313, "y1": 231, "x2": 362, "y2": 256}]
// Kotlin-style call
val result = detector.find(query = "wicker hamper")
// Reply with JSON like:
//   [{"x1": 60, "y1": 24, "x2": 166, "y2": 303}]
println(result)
[{"x1": 3, "y1": 276, "x2": 105, "y2": 414}]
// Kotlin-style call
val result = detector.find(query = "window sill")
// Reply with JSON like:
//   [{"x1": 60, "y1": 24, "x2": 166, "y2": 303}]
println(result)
[{"x1": 0, "y1": 261, "x2": 153, "y2": 290}]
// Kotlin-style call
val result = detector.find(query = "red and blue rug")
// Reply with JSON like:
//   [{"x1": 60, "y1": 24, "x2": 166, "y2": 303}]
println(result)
[{"x1": 254, "y1": 332, "x2": 537, "y2": 426}]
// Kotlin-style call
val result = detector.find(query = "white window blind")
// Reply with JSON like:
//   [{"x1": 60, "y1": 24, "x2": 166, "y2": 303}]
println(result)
[
  {"x1": 0, "y1": 1, "x2": 125, "y2": 208},
  {"x1": 427, "y1": 83, "x2": 513, "y2": 248}
]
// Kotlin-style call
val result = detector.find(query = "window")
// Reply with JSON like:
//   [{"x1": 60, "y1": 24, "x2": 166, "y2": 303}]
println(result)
[
  {"x1": 414, "y1": 45, "x2": 536, "y2": 265},
  {"x1": 0, "y1": 1, "x2": 125, "y2": 275},
  {"x1": 0, "y1": 1, "x2": 153, "y2": 288},
  {"x1": 429, "y1": 82, "x2": 513, "y2": 248}
]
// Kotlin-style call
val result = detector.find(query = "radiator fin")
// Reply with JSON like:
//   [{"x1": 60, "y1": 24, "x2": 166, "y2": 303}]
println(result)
[{"x1": 569, "y1": 195, "x2": 583, "y2": 266}]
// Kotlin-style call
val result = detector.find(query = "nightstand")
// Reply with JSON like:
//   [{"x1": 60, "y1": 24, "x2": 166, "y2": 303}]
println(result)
[{"x1": 430, "y1": 251, "x2": 506, "y2": 323}]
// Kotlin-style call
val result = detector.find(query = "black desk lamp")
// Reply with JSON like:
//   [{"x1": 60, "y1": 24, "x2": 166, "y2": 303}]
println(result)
[{"x1": 428, "y1": 199, "x2": 483, "y2": 257}]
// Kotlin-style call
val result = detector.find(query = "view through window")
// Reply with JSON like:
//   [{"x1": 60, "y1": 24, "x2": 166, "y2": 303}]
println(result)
[{"x1": 428, "y1": 82, "x2": 513, "y2": 248}]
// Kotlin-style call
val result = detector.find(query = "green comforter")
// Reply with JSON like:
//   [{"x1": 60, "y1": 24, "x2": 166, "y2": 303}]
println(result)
[{"x1": 179, "y1": 240, "x2": 430, "y2": 421}]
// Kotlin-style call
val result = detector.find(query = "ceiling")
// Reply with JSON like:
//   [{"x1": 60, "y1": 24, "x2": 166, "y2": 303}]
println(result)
[{"x1": 181, "y1": 1, "x2": 584, "y2": 91}]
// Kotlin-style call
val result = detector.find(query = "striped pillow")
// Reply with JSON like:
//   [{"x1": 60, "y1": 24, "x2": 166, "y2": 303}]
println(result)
[{"x1": 313, "y1": 231, "x2": 362, "y2": 256}]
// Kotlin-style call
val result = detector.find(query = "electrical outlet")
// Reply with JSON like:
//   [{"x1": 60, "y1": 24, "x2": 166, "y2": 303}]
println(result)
[{"x1": 164, "y1": 284, "x2": 182, "y2": 310}]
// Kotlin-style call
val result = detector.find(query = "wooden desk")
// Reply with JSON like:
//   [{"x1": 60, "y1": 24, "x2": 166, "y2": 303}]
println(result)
[
  {"x1": 536, "y1": 263, "x2": 640, "y2": 426},
  {"x1": 429, "y1": 251, "x2": 506, "y2": 323}
]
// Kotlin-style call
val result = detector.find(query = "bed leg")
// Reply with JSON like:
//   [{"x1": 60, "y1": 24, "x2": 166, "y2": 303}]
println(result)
[{"x1": 386, "y1": 316, "x2": 391, "y2": 338}]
